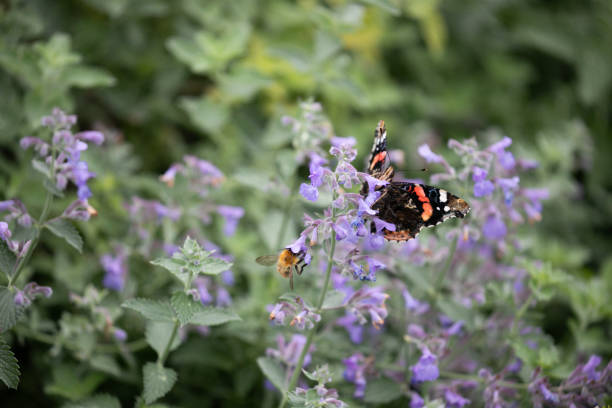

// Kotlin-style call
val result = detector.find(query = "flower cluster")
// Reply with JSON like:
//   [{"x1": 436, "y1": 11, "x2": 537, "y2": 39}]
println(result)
[
  {"x1": 13, "y1": 282, "x2": 53, "y2": 307},
  {"x1": 21, "y1": 108, "x2": 104, "y2": 201},
  {"x1": 289, "y1": 365, "x2": 347, "y2": 407},
  {"x1": 268, "y1": 296, "x2": 321, "y2": 330},
  {"x1": 266, "y1": 334, "x2": 315, "y2": 381}
]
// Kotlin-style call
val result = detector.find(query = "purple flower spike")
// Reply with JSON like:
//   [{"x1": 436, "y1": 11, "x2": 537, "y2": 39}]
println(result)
[
  {"x1": 411, "y1": 347, "x2": 439, "y2": 384},
  {"x1": 445, "y1": 389, "x2": 471, "y2": 408},
  {"x1": 538, "y1": 384, "x2": 559, "y2": 404},
  {"x1": 483, "y1": 214, "x2": 507, "y2": 240},
  {"x1": 300, "y1": 183, "x2": 319, "y2": 202},
  {"x1": 217, "y1": 205, "x2": 245, "y2": 236},
  {"x1": 474, "y1": 180, "x2": 494, "y2": 197},
  {"x1": 343, "y1": 353, "x2": 367, "y2": 398},
  {"x1": 101, "y1": 249, "x2": 128, "y2": 292},
  {"x1": 418, "y1": 144, "x2": 444, "y2": 163}
]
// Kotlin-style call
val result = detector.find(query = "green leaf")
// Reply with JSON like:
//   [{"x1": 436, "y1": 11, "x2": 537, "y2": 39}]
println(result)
[
  {"x1": 146, "y1": 321, "x2": 181, "y2": 358},
  {"x1": 363, "y1": 378, "x2": 402, "y2": 403},
  {"x1": 150, "y1": 257, "x2": 189, "y2": 286},
  {"x1": 122, "y1": 298, "x2": 175, "y2": 323},
  {"x1": 170, "y1": 292, "x2": 202, "y2": 326},
  {"x1": 142, "y1": 362, "x2": 177, "y2": 404},
  {"x1": 321, "y1": 290, "x2": 346, "y2": 309},
  {"x1": 31, "y1": 159, "x2": 50, "y2": 177},
  {"x1": 0, "y1": 287, "x2": 17, "y2": 332},
  {"x1": 44, "y1": 365, "x2": 105, "y2": 400},
  {"x1": 180, "y1": 96, "x2": 229, "y2": 134},
  {"x1": 256, "y1": 357, "x2": 286, "y2": 392},
  {"x1": 62, "y1": 394, "x2": 121, "y2": 408},
  {"x1": 188, "y1": 307, "x2": 241, "y2": 326},
  {"x1": 200, "y1": 256, "x2": 232, "y2": 276},
  {"x1": 0, "y1": 337, "x2": 20, "y2": 389},
  {"x1": 0, "y1": 240, "x2": 16, "y2": 278},
  {"x1": 89, "y1": 355, "x2": 121, "y2": 377},
  {"x1": 63, "y1": 66, "x2": 116, "y2": 88},
  {"x1": 45, "y1": 218, "x2": 83, "y2": 253}
]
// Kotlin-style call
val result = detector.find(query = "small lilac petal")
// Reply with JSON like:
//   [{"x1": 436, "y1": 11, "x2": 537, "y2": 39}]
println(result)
[
  {"x1": 473, "y1": 180, "x2": 495, "y2": 197},
  {"x1": 14, "y1": 291, "x2": 30, "y2": 307},
  {"x1": 299, "y1": 183, "x2": 319, "y2": 201},
  {"x1": 217, "y1": 205, "x2": 245, "y2": 236},
  {"x1": 539, "y1": 384, "x2": 559, "y2": 403},
  {"x1": 497, "y1": 176, "x2": 520, "y2": 192},
  {"x1": 330, "y1": 136, "x2": 356, "y2": 148},
  {"x1": 445, "y1": 389, "x2": 471, "y2": 408},
  {"x1": 499, "y1": 150, "x2": 516, "y2": 170},
  {"x1": 221, "y1": 270, "x2": 235, "y2": 286},
  {"x1": 372, "y1": 217, "x2": 396, "y2": 233},
  {"x1": 418, "y1": 144, "x2": 443, "y2": 163},
  {"x1": 287, "y1": 234, "x2": 307, "y2": 255},
  {"x1": 472, "y1": 166, "x2": 488, "y2": 182},
  {"x1": 114, "y1": 328, "x2": 127, "y2": 341},
  {"x1": 410, "y1": 392, "x2": 424, "y2": 408},
  {"x1": 483, "y1": 215, "x2": 507, "y2": 240},
  {"x1": 583, "y1": 355, "x2": 602, "y2": 381},
  {"x1": 411, "y1": 347, "x2": 439, "y2": 383},
  {"x1": 0, "y1": 222, "x2": 12, "y2": 241},
  {"x1": 0, "y1": 200, "x2": 15, "y2": 212},
  {"x1": 76, "y1": 131, "x2": 104, "y2": 145},
  {"x1": 488, "y1": 136, "x2": 512, "y2": 153}
]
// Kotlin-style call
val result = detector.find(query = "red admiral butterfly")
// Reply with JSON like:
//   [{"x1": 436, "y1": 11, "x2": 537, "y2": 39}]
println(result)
[{"x1": 362, "y1": 120, "x2": 470, "y2": 241}]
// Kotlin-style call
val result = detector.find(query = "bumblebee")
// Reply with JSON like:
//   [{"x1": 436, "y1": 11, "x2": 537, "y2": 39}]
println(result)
[{"x1": 256, "y1": 249, "x2": 307, "y2": 290}]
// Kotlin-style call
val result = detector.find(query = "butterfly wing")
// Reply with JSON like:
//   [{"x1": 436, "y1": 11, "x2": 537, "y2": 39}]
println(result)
[
  {"x1": 372, "y1": 182, "x2": 470, "y2": 241},
  {"x1": 361, "y1": 120, "x2": 395, "y2": 195}
]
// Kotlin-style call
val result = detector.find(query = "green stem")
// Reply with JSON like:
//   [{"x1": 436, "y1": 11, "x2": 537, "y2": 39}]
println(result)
[
  {"x1": 511, "y1": 293, "x2": 535, "y2": 336},
  {"x1": 157, "y1": 320, "x2": 180, "y2": 367},
  {"x1": 17, "y1": 326, "x2": 148, "y2": 353},
  {"x1": 278, "y1": 230, "x2": 337, "y2": 408},
  {"x1": 432, "y1": 234, "x2": 458, "y2": 297},
  {"x1": 440, "y1": 370, "x2": 527, "y2": 390},
  {"x1": 275, "y1": 179, "x2": 299, "y2": 250}
]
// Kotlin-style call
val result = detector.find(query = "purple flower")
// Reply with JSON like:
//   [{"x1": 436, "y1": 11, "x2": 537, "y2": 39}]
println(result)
[
  {"x1": 345, "y1": 287, "x2": 389, "y2": 329},
  {"x1": 474, "y1": 181, "x2": 494, "y2": 197},
  {"x1": 216, "y1": 287, "x2": 232, "y2": 307},
  {"x1": 76, "y1": 131, "x2": 104, "y2": 145},
  {"x1": 336, "y1": 313, "x2": 363, "y2": 344},
  {"x1": 482, "y1": 214, "x2": 507, "y2": 240},
  {"x1": 300, "y1": 183, "x2": 319, "y2": 201},
  {"x1": 217, "y1": 205, "x2": 244, "y2": 236},
  {"x1": 343, "y1": 353, "x2": 367, "y2": 398},
  {"x1": 113, "y1": 328, "x2": 127, "y2": 341},
  {"x1": 445, "y1": 389, "x2": 471, "y2": 408},
  {"x1": 582, "y1": 355, "x2": 602, "y2": 381},
  {"x1": 418, "y1": 144, "x2": 444, "y2": 163},
  {"x1": 221, "y1": 270, "x2": 235, "y2": 286},
  {"x1": 538, "y1": 384, "x2": 559, "y2": 404},
  {"x1": 14, "y1": 291, "x2": 30, "y2": 307},
  {"x1": 194, "y1": 277, "x2": 213, "y2": 305},
  {"x1": 101, "y1": 249, "x2": 128, "y2": 291},
  {"x1": 15, "y1": 282, "x2": 53, "y2": 307},
  {"x1": 410, "y1": 392, "x2": 424, "y2": 408},
  {"x1": 411, "y1": 347, "x2": 439, "y2": 384},
  {"x1": 0, "y1": 221, "x2": 11, "y2": 242},
  {"x1": 402, "y1": 289, "x2": 429, "y2": 315},
  {"x1": 488, "y1": 136, "x2": 515, "y2": 170},
  {"x1": 266, "y1": 334, "x2": 313, "y2": 368}
]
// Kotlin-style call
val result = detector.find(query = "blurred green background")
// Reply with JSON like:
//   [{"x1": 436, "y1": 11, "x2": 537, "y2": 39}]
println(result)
[{"x1": 1, "y1": 0, "x2": 612, "y2": 406}]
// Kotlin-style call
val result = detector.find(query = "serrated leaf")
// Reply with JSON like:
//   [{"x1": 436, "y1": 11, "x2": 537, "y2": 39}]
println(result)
[
  {"x1": 146, "y1": 321, "x2": 181, "y2": 358},
  {"x1": 188, "y1": 307, "x2": 240, "y2": 326},
  {"x1": 321, "y1": 290, "x2": 346, "y2": 309},
  {"x1": 123, "y1": 298, "x2": 175, "y2": 323},
  {"x1": 0, "y1": 240, "x2": 16, "y2": 278},
  {"x1": 363, "y1": 378, "x2": 402, "y2": 403},
  {"x1": 150, "y1": 257, "x2": 189, "y2": 286},
  {"x1": 200, "y1": 256, "x2": 232, "y2": 276},
  {"x1": 45, "y1": 218, "x2": 83, "y2": 253},
  {"x1": 0, "y1": 287, "x2": 17, "y2": 332},
  {"x1": 0, "y1": 337, "x2": 20, "y2": 389},
  {"x1": 170, "y1": 292, "x2": 201, "y2": 326},
  {"x1": 256, "y1": 357, "x2": 285, "y2": 392},
  {"x1": 142, "y1": 362, "x2": 177, "y2": 404},
  {"x1": 62, "y1": 394, "x2": 121, "y2": 408}
]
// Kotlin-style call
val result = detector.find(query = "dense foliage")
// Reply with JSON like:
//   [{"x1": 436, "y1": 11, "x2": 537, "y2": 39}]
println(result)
[{"x1": 1, "y1": 0, "x2": 612, "y2": 407}]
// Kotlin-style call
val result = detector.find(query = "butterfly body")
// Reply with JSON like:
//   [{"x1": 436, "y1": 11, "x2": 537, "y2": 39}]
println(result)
[{"x1": 364, "y1": 121, "x2": 470, "y2": 241}]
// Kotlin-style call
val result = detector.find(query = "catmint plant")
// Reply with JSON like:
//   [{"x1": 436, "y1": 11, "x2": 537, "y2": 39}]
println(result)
[{"x1": 0, "y1": 108, "x2": 103, "y2": 389}]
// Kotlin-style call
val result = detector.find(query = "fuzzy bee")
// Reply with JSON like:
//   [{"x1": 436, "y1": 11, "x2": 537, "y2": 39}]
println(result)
[{"x1": 256, "y1": 249, "x2": 307, "y2": 290}]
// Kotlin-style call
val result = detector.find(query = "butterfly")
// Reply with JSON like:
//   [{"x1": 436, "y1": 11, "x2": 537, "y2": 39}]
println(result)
[{"x1": 361, "y1": 120, "x2": 470, "y2": 241}]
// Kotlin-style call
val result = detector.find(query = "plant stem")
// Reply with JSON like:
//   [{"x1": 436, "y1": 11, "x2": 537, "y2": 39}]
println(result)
[
  {"x1": 278, "y1": 230, "x2": 337, "y2": 408},
  {"x1": 157, "y1": 319, "x2": 180, "y2": 367},
  {"x1": 511, "y1": 293, "x2": 535, "y2": 336},
  {"x1": 433, "y1": 234, "x2": 458, "y2": 296}
]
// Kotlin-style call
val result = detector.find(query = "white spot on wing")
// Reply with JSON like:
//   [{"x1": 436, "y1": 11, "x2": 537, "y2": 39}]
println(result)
[
  {"x1": 444, "y1": 205, "x2": 450, "y2": 212},
  {"x1": 439, "y1": 189, "x2": 448, "y2": 202}
]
